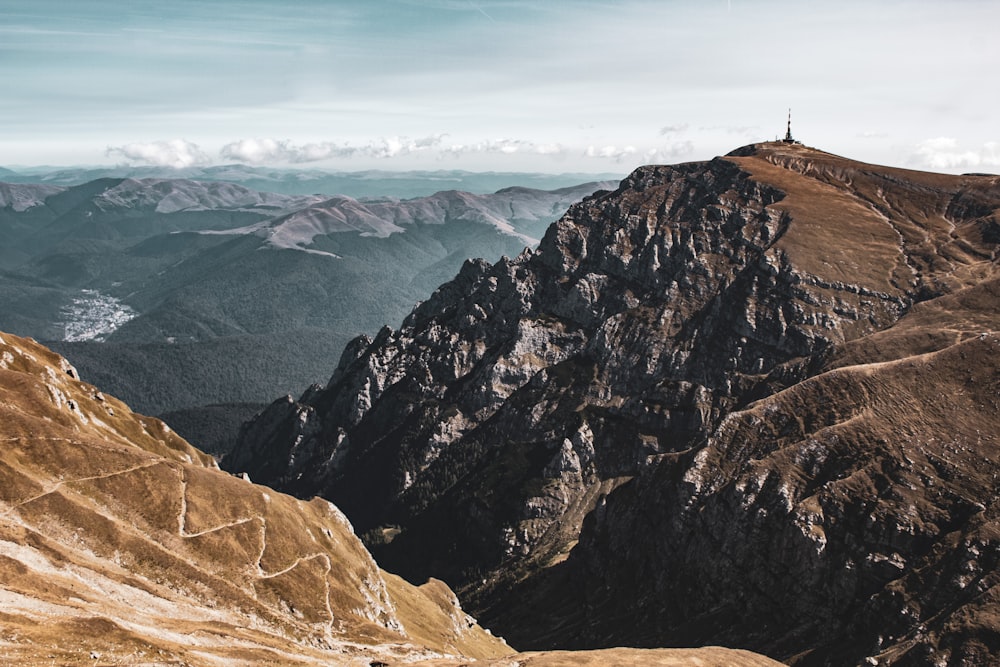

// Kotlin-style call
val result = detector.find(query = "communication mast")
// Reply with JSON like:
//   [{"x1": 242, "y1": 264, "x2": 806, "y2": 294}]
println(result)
[{"x1": 783, "y1": 109, "x2": 799, "y2": 144}]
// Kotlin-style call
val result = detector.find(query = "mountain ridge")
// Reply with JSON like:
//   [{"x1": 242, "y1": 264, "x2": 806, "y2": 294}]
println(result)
[
  {"x1": 0, "y1": 177, "x2": 612, "y2": 452},
  {"x1": 0, "y1": 165, "x2": 625, "y2": 199},
  {"x1": 0, "y1": 329, "x2": 510, "y2": 664},
  {"x1": 0, "y1": 330, "x2": 782, "y2": 665},
  {"x1": 225, "y1": 141, "x2": 1000, "y2": 664}
]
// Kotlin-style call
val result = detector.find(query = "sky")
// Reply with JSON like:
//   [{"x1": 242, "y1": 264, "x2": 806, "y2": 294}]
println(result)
[{"x1": 1, "y1": 0, "x2": 998, "y2": 174}]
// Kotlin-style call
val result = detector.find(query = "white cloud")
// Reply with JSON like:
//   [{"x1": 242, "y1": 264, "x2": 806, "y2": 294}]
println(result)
[
  {"x1": 106, "y1": 139, "x2": 210, "y2": 168},
  {"x1": 534, "y1": 143, "x2": 564, "y2": 155},
  {"x1": 106, "y1": 134, "x2": 692, "y2": 169},
  {"x1": 659, "y1": 123, "x2": 689, "y2": 135},
  {"x1": 648, "y1": 140, "x2": 695, "y2": 162},
  {"x1": 443, "y1": 138, "x2": 566, "y2": 157},
  {"x1": 367, "y1": 134, "x2": 446, "y2": 158},
  {"x1": 911, "y1": 137, "x2": 1000, "y2": 171},
  {"x1": 581, "y1": 140, "x2": 695, "y2": 165},
  {"x1": 445, "y1": 139, "x2": 517, "y2": 155},
  {"x1": 219, "y1": 135, "x2": 447, "y2": 164},
  {"x1": 295, "y1": 141, "x2": 358, "y2": 162},
  {"x1": 584, "y1": 145, "x2": 638, "y2": 161}
]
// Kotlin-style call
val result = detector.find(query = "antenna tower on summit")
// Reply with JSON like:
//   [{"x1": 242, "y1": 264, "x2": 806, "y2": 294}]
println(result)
[{"x1": 782, "y1": 108, "x2": 800, "y2": 144}]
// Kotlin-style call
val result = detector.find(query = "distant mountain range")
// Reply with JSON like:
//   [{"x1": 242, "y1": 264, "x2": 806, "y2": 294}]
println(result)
[
  {"x1": 0, "y1": 164, "x2": 624, "y2": 198},
  {"x1": 225, "y1": 142, "x2": 1000, "y2": 665},
  {"x1": 0, "y1": 173, "x2": 615, "y2": 453}
]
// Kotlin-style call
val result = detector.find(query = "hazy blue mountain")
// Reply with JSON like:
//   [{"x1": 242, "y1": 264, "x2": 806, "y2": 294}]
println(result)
[
  {"x1": 1, "y1": 165, "x2": 624, "y2": 199},
  {"x1": 0, "y1": 174, "x2": 615, "y2": 451}
]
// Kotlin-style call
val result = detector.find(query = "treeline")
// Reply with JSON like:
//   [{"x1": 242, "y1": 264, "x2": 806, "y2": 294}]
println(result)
[
  {"x1": 48, "y1": 327, "x2": 354, "y2": 415},
  {"x1": 158, "y1": 402, "x2": 267, "y2": 457}
]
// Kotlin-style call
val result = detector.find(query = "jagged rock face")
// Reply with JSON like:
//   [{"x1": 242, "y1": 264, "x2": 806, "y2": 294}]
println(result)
[
  {"x1": 226, "y1": 143, "x2": 1000, "y2": 664},
  {"x1": 0, "y1": 331, "x2": 511, "y2": 665},
  {"x1": 0, "y1": 331, "x2": 782, "y2": 667}
]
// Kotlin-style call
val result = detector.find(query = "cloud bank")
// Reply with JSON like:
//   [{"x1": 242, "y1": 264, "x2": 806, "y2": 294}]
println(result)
[
  {"x1": 911, "y1": 138, "x2": 1000, "y2": 171},
  {"x1": 218, "y1": 135, "x2": 448, "y2": 164},
  {"x1": 585, "y1": 140, "x2": 694, "y2": 164},
  {"x1": 442, "y1": 138, "x2": 566, "y2": 157},
  {"x1": 105, "y1": 134, "x2": 700, "y2": 169},
  {"x1": 106, "y1": 140, "x2": 210, "y2": 169}
]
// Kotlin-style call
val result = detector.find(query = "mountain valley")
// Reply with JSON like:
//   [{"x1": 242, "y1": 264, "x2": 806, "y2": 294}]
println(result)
[{"x1": 0, "y1": 174, "x2": 611, "y2": 454}]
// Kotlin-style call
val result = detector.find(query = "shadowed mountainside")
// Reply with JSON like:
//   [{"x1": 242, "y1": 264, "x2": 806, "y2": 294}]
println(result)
[
  {"x1": 0, "y1": 330, "x2": 782, "y2": 667},
  {"x1": 225, "y1": 142, "x2": 1000, "y2": 665}
]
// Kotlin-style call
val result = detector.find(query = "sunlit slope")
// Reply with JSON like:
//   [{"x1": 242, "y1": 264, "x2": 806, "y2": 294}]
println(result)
[{"x1": 0, "y1": 331, "x2": 510, "y2": 665}]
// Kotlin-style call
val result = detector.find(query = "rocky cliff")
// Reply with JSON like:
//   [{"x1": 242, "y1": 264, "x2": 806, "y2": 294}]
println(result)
[
  {"x1": 225, "y1": 142, "x2": 1000, "y2": 665},
  {"x1": 0, "y1": 331, "x2": 781, "y2": 666}
]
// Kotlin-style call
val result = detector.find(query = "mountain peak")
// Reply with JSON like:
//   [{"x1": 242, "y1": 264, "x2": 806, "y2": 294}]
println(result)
[{"x1": 226, "y1": 147, "x2": 1000, "y2": 663}]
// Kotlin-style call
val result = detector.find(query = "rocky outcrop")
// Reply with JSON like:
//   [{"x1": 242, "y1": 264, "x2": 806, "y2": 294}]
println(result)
[
  {"x1": 0, "y1": 330, "x2": 782, "y2": 667},
  {"x1": 226, "y1": 143, "x2": 1000, "y2": 664}
]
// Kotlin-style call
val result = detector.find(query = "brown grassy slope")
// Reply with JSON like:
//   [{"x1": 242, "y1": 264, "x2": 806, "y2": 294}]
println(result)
[
  {"x1": 0, "y1": 331, "x2": 782, "y2": 666},
  {"x1": 699, "y1": 312, "x2": 1000, "y2": 664},
  {"x1": 410, "y1": 647, "x2": 786, "y2": 666},
  {"x1": 725, "y1": 143, "x2": 998, "y2": 352},
  {"x1": 0, "y1": 331, "x2": 511, "y2": 665},
  {"x1": 730, "y1": 143, "x2": 998, "y2": 297}
]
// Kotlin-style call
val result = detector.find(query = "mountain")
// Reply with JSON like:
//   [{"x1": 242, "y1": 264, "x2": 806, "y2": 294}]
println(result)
[
  {"x1": 0, "y1": 177, "x2": 317, "y2": 315},
  {"x1": 0, "y1": 176, "x2": 611, "y2": 451},
  {"x1": 0, "y1": 330, "x2": 506, "y2": 664},
  {"x1": 225, "y1": 142, "x2": 1000, "y2": 665},
  {"x1": 0, "y1": 182, "x2": 62, "y2": 212},
  {"x1": 4, "y1": 177, "x2": 317, "y2": 252},
  {"x1": 0, "y1": 330, "x2": 781, "y2": 665},
  {"x1": 53, "y1": 181, "x2": 610, "y2": 409},
  {"x1": 1, "y1": 165, "x2": 625, "y2": 198},
  {"x1": 0, "y1": 182, "x2": 66, "y2": 267},
  {"x1": 243, "y1": 184, "x2": 588, "y2": 251},
  {"x1": 0, "y1": 176, "x2": 323, "y2": 358}
]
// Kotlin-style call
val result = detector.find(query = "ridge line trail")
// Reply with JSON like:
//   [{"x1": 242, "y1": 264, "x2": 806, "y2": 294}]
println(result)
[
  {"x1": 810, "y1": 332, "x2": 997, "y2": 379},
  {"x1": 0, "y1": 460, "x2": 163, "y2": 517},
  {"x1": 257, "y1": 552, "x2": 332, "y2": 580},
  {"x1": 176, "y1": 468, "x2": 263, "y2": 538},
  {"x1": 175, "y1": 472, "x2": 335, "y2": 585},
  {"x1": 6, "y1": 436, "x2": 351, "y2": 627},
  {"x1": 861, "y1": 190, "x2": 920, "y2": 293}
]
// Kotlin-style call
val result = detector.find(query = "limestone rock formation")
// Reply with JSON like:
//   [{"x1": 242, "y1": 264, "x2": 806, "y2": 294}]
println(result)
[{"x1": 226, "y1": 142, "x2": 1000, "y2": 664}]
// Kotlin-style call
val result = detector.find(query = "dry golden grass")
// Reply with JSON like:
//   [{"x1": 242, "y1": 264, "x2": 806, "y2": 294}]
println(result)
[
  {"x1": 0, "y1": 331, "x2": 781, "y2": 665},
  {"x1": 728, "y1": 142, "x2": 999, "y2": 297},
  {"x1": 0, "y1": 332, "x2": 512, "y2": 665},
  {"x1": 407, "y1": 647, "x2": 785, "y2": 666}
]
